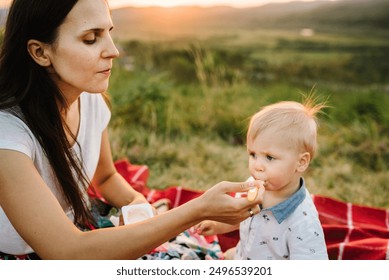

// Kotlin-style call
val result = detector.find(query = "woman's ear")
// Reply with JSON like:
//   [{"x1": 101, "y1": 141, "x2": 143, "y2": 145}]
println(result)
[
  {"x1": 27, "y1": 39, "x2": 52, "y2": 67},
  {"x1": 297, "y1": 152, "x2": 310, "y2": 173}
]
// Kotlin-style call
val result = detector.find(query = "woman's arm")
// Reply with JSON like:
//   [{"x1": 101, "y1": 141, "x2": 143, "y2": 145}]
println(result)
[
  {"x1": 0, "y1": 149, "x2": 262, "y2": 259},
  {"x1": 90, "y1": 129, "x2": 147, "y2": 208}
]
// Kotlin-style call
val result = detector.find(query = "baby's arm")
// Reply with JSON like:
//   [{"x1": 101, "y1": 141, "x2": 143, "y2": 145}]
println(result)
[{"x1": 195, "y1": 220, "x2": 239, "y2": 236}]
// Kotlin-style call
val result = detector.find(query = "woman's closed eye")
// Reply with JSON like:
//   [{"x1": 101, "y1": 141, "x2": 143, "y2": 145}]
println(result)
[
  {"x1": 84, "y1": 35, "x2": 97, "y2": 45},
  {"x1": 83, "y1": 30, "x2": 100, "y2": 45}
]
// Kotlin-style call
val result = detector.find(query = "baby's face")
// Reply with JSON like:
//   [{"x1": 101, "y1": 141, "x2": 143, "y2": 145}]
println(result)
[{"x1": 247, "y1": 129, "x2": 302, "y2": 193}]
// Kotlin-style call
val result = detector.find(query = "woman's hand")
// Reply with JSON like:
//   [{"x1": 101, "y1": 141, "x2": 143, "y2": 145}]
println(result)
[{"x1": 197, "y1": 180, "x2": 264, "y2": 225}]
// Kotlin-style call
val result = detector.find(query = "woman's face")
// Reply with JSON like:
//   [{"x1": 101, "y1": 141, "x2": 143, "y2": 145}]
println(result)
[{"x1": 46, "y1": 0, "x2": 119, "y2": 101}]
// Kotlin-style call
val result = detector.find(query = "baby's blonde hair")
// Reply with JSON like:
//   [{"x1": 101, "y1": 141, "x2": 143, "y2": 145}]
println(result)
[{"x1": 247, "y1": 98, "x2": 326, "y2": 159}]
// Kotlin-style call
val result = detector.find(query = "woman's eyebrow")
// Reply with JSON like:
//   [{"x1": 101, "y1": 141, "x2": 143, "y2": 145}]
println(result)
[
  {"x1": 82, "y1": 25, "x2": 114, "y2": 33},
  {"x1": 81, "y1": 28, "x2": 103, "y2": 34}
]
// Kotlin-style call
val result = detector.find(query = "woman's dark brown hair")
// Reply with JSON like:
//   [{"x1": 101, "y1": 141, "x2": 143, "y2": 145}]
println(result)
[{"x1": 0, "y1": 0, "x2": 95, "y2": 228}]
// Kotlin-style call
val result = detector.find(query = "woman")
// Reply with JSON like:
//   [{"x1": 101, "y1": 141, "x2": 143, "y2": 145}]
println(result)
[{"x1": 0, "y1": 0, "x2": 262, "y2": 260}]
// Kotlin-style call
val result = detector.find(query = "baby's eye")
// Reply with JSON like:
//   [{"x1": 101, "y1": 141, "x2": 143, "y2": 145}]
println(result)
[
  {"x1": 266, "y1": 155, "x2": 275, "y2": 161},
  {"x1": 249, "y1": 152, "x2": 257, "y2": 159}
]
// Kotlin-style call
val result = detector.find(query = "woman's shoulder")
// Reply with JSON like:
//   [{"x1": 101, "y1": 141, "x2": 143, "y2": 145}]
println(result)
[
  {"x1": 0, "y1": 107, "x2": 28, "y2": 131},
  {"x1": 0, "y1": 108, "x2": 36, "y2": 158}
]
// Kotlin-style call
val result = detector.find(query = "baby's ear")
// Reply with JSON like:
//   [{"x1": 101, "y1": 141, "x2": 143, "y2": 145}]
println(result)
[
  {"x1": 27, "y1": 39, "x2": 52, "y2": 67},
  {"x1": 297, "y1": 152, "x2": 310, "y2": 172}
]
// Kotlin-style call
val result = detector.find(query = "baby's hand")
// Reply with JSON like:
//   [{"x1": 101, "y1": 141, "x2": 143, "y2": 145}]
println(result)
[{"x1": 194, "y1": 220, "x2": 218, "y2": 236}]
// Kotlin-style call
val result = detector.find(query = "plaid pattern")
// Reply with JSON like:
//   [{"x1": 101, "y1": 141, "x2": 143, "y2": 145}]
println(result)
[
  {"x1": 108, "y1": 159, "x2": 389, "y2": 260},
  {"x1": 3, "y1": 159, "x2": 387, "y2": 260},
  {"x1": 312, "y1": 195, "x2": 389, "y2": 260}
]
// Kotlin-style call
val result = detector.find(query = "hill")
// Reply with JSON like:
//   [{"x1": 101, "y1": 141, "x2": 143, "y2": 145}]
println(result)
[{"x1": 111, "y1": 0, "x2": 389, "y2": 40}]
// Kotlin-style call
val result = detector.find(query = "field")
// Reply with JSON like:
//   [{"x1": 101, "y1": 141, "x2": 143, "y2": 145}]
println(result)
[{"x1": 107, "y1": 4, "x2": 389, "y2": 209}]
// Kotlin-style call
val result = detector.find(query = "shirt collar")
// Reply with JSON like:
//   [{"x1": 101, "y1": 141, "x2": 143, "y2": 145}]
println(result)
[{"x1": 264, "y1": 178, "x2": 306, "y2": 224}]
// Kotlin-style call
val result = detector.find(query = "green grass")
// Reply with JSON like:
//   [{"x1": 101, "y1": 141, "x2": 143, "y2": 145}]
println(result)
[{"x1": 107, "y1": 31, "x2": 389, "y2": 209}]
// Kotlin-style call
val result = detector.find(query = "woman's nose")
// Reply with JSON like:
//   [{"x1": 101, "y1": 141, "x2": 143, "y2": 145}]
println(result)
[{"x1": 102, "y1": 36, "x2": 120, "y2": 59}]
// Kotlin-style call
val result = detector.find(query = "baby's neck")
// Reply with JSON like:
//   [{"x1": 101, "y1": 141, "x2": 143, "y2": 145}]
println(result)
[{"x1": 261, "y1": 181, "x2": 301, "y2": 209}]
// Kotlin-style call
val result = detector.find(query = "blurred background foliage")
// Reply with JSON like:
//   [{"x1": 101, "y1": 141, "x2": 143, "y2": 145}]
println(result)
[
  {"x1": 2, "y1": 1, "x2": 387, "y2": 208},
  {"x1": 107, "y1": 22, "x2": 389, "y2": 208}
]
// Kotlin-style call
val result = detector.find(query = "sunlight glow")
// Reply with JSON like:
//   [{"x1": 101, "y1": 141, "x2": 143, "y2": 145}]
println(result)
[
  {"x1": 0, "y1": 0, "x2": 327, "y2": 9},
  {"x1": 146, "y1": 1, "x2": 188, "y2": 8},
  {"x1": 108, "y1": 0, "x2": 321, "y2": 9}
]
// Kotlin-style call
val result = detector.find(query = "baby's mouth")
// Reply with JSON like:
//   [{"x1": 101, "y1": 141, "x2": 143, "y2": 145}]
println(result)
[
  {"x1": 255, "y1": 176, "x2": 267, "y2": 186},
  {"x1": 252, "y1": 174, "x2": 267, "y2": 187}
]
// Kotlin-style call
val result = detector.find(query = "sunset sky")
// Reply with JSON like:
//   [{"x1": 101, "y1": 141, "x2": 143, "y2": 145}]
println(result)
[
  {"x1": 108, "y1": 0, "x2": 322, "y2": 8},
  {"x1": 0, "y1": 0, "x2": 335, "y2": 9}
]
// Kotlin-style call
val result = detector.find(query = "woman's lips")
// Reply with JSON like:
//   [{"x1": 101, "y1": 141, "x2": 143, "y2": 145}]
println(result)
[{"x1": 98, "y1": 68, "x2": 111, "y2": 76}]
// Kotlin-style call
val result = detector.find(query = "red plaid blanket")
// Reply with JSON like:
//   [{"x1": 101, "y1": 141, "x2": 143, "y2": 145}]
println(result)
[{"x1": 93, "y1": 159, "x2": 389, "y2": 260}]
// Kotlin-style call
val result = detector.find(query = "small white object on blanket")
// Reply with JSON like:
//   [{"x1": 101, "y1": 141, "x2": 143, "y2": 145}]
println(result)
[{"x1": 122, "y1": 203, "x2": 154, "y2": 225}]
